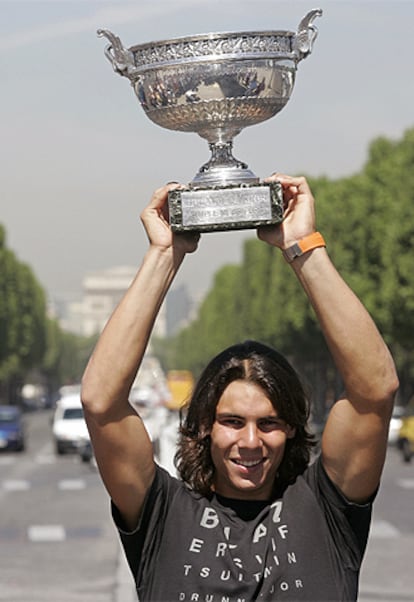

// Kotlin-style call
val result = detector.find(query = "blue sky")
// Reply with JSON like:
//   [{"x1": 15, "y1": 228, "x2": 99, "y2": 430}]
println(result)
[{"x1": 2, "y1": 1, "x2": 414, "y2": 301}]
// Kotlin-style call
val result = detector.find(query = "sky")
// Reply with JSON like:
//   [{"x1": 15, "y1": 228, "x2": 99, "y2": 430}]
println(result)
[{"x1": 2, "y1": 0, "x2": 414, "y2": 304}]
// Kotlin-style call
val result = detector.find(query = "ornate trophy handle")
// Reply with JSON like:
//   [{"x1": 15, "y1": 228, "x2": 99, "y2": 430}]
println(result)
[
  {"x1": 293, "y1": 8, "x2": 323, "y2": 62},
  {"x1": 97, "y1": 29, "x2": 135, "y2": 78}
]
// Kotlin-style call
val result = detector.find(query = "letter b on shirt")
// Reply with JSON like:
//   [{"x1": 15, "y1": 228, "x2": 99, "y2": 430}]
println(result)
[{"x1": 200, "y1": 507, "x2": 219, "y2": 529}]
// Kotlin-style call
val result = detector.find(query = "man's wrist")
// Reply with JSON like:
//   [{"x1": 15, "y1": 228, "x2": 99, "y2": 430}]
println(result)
[{"x1": 282, "y1": 232, "x2": 326, "y2": 263}]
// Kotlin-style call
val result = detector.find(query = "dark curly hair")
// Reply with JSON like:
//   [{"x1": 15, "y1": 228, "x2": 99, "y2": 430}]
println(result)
[{"x1": 174, "y1": 340, "x2": 316, "y2": 498}]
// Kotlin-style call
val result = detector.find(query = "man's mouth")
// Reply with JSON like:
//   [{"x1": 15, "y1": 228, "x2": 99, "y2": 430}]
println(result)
[{"x1": 232, "y1": 458, "x2": 264, "y2": 468}]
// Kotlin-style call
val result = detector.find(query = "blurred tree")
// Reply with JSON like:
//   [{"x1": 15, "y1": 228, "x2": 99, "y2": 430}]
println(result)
[
  {"x1": 0, "y1": 230, "x2": 47, "y2": 402},
  {"x1": 0, "y1": 225, "x2": 98, "y2": 403},
  {"x1": 41, "y1": 319, "x2": 98, "y2": 396},
  {"x1": 155, "y1": 264, "x2": 244, "y2": 376},
  {"x1": 155, "y1": 128, "x2": 414, "y2": 408}
]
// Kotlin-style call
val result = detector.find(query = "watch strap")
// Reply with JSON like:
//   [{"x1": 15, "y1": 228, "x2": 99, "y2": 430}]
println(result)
[{"x1": 282, "y1": 232, "x2": 326, "y2": 263}]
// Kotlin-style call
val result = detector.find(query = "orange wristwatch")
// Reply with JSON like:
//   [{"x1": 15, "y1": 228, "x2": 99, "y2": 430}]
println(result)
[{"x1": 282, "y1": 232, "x2": 326, "y2": 263}]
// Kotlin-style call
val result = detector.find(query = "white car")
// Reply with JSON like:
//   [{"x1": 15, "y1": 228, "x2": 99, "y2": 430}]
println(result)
[
  {"x1": 52, "y1": 394, "x2": 89, "y2": 455},
  {"x1": 388, "y1": 405, "x2": 405, "y2": 445}
]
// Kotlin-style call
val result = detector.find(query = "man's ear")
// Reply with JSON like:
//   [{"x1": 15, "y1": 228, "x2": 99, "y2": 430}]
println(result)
[{"x1": 286, "y1": 425, "x2": 296, "y2": 439}]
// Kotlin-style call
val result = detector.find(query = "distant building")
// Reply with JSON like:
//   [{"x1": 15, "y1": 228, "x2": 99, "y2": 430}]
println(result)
[
  {"x1": 52, "y1": 266, "x2": 197, "y2": 340},
  {"x1": 48, "y1": 293, "x2": 84, "y2": 335},
  {"x1": 81, "y1": 266, "x2": 138, "y2": 337},
  {"x1": 165, "y1": 284, "x2": 192, "y2": 336}
]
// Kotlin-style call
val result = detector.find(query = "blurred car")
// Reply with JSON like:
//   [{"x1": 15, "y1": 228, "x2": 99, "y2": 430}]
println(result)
[
  {"x1": 397, "y1": 412, "x2": 414, "y2": 463},
  {"x1": 77, "y1": 437, "x2": 94, "y2": 464},
  {"x1": 388, "y1": 405, "x2": 405, "y2": 445},
  {"x1": 52, "y1": 394, "x2": 89, "y2": 455},
  {"x1": 0, "y1": 405, "x2": 25, "y2": 451}
]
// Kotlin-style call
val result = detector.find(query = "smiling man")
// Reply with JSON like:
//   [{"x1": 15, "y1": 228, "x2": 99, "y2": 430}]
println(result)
[
  {"x1": 81, "y1": 174, "x2": 398, "y2": 601},
  {"x1": 210, "y1": 379, "x2": 295, "y2": 500}
]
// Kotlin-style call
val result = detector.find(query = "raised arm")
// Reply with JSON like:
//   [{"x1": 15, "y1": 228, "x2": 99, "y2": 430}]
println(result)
[
  {"x1": 81, "y1": 184, "x2": 200, "y2": 529},
  {"x1": 258, "y1": 174, "x2": 399, "y2": 503}
]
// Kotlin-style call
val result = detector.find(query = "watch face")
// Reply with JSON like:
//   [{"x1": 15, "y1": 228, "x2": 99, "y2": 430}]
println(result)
[{"x1": 283, "y1": 243, "x2": 302, "y2": 263}]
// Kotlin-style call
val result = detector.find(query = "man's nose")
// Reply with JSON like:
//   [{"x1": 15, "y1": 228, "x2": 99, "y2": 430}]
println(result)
[{"x1": 239, "y1": 423, "x2": 261, "y2": 447}]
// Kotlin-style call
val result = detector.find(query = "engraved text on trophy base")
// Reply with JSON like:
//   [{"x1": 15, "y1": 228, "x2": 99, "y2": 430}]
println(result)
[
  {"x1": 181, "y1": 188, "x2": 272, "y2": 226},
  {"x1": 168, "y1": 181, "x2": 284, "y2": 233}
]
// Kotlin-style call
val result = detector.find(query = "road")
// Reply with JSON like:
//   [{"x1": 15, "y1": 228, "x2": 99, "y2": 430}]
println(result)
[
  {"x1": 359, "y1": 443, "x2": 413, "y2": 602},
  {"x1": 0, "y1": 410, "x2": 412, "y2": 601},
  {"x1": 0, "y1": 409, "x2": 124, "y2": 602}
]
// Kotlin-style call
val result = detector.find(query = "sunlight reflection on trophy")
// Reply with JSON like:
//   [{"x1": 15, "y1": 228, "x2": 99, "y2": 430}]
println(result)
[{"x1": 98, "y1": 8, "x2": 322, "y2": 232}]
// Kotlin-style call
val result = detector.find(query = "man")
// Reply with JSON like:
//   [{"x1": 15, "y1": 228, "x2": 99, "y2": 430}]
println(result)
[{"x1": 81, "y1": 174, "x2": 398, "y2": 600}]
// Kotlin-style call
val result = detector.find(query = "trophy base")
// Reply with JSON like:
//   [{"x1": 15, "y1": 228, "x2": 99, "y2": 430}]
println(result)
[{"x1": 168, "y1": 181, "x2": 284, "y2": 233}]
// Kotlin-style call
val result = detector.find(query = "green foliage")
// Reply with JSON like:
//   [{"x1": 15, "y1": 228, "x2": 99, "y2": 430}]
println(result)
[
  {"x1": 3, "y1": 127, "x2": 414, "y2": 403},
  {"x1": 0, "y1": 239, "x2": 47, "y2": 383},
  {"x1": 41, "y1": 319, "x2": 97, "y2": 391},
  {"x1": 156, "y1": 264, "x2": 244, "y2": 376},
  {"x1": 0, "y1": 227, "x2": 98, "y2": 400},
  {"x1": 158, "y1": 127, "x2": 414, "y2": 402},
  {"x1": 317, "y1": 129, "x2": 414, "y2": 348}
]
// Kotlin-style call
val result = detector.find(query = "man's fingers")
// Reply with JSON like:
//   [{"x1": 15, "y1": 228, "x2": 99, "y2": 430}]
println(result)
[
  {"x1": 276, "y1": 174, "x2": 312, "y2": 195},
  {"x1": 149, "y1": 185, "x2": 171, "y2": 207},
  {"x1": 147, "y1": 182, "x2": 183, "y2": 209},
  {"x1": 265, "y1": 173, "x2": 310, "y2": 189}
]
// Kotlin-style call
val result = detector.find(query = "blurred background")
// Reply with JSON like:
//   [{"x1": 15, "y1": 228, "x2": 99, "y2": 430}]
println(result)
[{"x1": 1, "y1": 1, "x2": 413, "y2": 600}]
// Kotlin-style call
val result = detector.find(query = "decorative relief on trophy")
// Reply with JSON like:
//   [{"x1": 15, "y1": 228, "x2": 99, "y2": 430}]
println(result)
[{"x1": 98, "y1": 8, "x2": 322, "y2": 232}]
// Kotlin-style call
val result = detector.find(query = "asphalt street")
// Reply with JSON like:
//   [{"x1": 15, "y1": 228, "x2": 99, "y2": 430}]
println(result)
[
  {"x1": 358, "y1": 445, "x2": 413, "y2": 602},
  {"x1": 0, "y1": 410, "x2": 412, "y2": 601}
]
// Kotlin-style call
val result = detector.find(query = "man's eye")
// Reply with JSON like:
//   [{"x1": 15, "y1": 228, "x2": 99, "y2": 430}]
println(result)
[
  {"x1": 220, "y1": 418, "x2": 242, "y2": 428},
  {"x1": 259, "y1": 419, "x2": 283, "y2": 431}
]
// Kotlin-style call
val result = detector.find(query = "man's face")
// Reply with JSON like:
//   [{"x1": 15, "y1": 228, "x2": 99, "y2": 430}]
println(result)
[{"x1": 210, "y1": 379, "x2": 295, "y2": 500}]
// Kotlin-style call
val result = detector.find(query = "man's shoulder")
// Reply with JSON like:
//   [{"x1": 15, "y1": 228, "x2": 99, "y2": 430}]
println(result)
[{"x1": 152, "y1": 464, "x2": 206, "y2": 504}]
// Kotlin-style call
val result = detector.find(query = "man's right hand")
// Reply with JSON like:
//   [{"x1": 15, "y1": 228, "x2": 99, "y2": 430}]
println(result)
[{"x1": 141, "y1": 184, "x2": 200, "y2": 255}]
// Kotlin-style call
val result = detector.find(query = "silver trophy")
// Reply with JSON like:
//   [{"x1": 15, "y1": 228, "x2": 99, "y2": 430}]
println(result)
[{"x1": 98, "y1": 8, "x2": 322, "y2": 232}]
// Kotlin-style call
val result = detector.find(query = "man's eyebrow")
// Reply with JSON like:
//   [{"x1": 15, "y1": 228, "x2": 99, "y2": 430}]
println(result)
[{"x1": 215, "y1": 412, "x2": 280, "y2": 419}]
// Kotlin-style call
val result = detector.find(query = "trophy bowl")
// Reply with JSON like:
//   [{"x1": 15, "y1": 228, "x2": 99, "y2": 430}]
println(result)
[{"x1": 98, "y1": 8, "x2": 322, "y2": 232}]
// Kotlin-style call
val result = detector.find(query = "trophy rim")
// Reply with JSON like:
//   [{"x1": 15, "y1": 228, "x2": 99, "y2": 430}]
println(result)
[
  {"x1": 98, "y1": 9, "x2": 322, "y2": 73},
  {"x1": 127, "y1": 28, "x2": 295, "y2": 53}
]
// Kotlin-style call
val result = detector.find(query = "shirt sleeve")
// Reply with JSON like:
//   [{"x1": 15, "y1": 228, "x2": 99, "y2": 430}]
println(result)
[
  {"x1": 304, "y1": 456, "x2": 375, "y2": 565},
  {"x1": 111, "y1": 465, "x2": 180, "y2": 581}
]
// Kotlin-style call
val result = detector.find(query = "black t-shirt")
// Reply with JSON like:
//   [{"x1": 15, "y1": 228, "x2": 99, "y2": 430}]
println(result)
[{"x1": 112, "y1": 456, "x2": 374, "y2": 601}]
